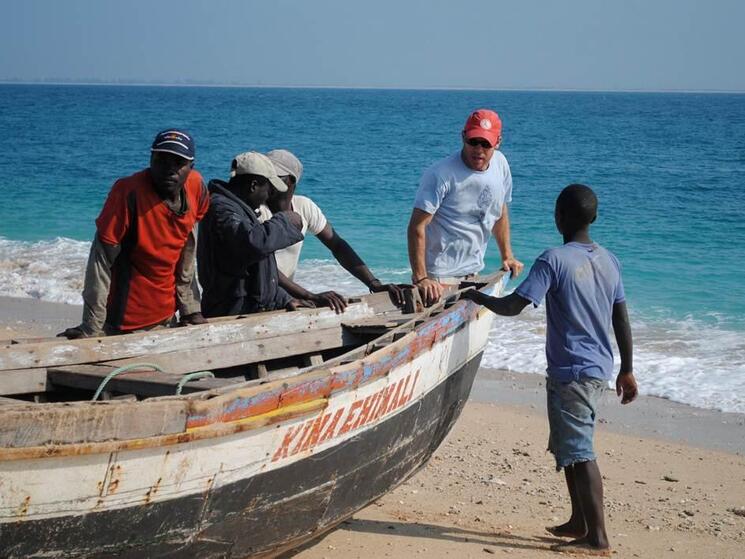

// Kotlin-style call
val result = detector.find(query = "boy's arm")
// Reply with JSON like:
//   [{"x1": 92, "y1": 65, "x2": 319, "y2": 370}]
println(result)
[
  {"x1": 612, "y1": 301, "x2": 637, "y2": 404},
  {"x1": 461, "y1": 290, "x2": 531, "y2": 316}
]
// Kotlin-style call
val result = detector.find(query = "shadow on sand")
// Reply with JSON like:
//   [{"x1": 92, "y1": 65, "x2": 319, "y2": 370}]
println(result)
[{"x1": 282, "y1": 517, "x2": 562, "y2": 556}]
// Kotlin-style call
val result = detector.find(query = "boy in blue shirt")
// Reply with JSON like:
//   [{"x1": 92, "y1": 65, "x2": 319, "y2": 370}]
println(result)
[{"x1": 463, "y1": 184, "x2": 637, "y2": 556}]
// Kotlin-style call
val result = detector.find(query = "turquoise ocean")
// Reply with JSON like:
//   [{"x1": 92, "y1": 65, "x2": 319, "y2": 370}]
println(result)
[{"x1": 1, "y1": 84, "x2": 743, "y2": 412}]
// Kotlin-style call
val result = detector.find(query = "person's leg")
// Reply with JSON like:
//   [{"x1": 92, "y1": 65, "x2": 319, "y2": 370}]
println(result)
[
  {"x1": 545, "y1": 379, "x2": 587, "y2": 538},
  {"x1": 571, "y1": 459, "x2": 608, "y2": 549},
  {"x1": 547, "y1": 378, "x2": 611, "y2": 554},
  {"x1": 547, "y1": 464, "x2": 587, "y2": 538}
]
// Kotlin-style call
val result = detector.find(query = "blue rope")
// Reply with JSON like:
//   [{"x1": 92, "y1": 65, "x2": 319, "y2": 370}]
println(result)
[
  {"x1": 91, "y1": 363, "x2": 165, "y2": 402},
  {"x1": 175, "y1": 371, "x2": 215, "y2": 395}
]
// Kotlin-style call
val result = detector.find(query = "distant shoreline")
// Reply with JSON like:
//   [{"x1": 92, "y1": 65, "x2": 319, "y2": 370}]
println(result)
[{"x1": 1, "y1": 80, "x2": 744, "y2": 95}]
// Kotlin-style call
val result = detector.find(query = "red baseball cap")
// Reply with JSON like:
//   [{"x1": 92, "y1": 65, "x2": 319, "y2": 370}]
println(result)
[{"x1": 463, "y1": 109, "x2": 502, "y2": 147}]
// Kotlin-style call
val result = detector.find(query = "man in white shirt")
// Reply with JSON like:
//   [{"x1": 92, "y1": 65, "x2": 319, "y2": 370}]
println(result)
[
  {"x1": 408, "y1": 109, "x2": 524, "y2": 305},
  {"x1": 260, "y1": 149, "x2": 404, "y2": 311}
]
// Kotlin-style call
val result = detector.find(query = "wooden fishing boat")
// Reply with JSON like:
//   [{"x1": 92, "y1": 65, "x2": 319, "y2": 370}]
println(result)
[{"x1": 0, "y1": 272, "x2": 507, "y2": 558}]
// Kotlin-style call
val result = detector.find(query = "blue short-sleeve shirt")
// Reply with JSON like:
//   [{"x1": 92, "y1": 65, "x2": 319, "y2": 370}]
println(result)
[{"x1": 516, "y1": 242, "x2": 625, "y2": 382}]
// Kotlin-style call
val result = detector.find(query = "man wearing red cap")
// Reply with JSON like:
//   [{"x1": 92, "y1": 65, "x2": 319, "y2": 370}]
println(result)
[{"x1": 408, "y1": 109, "x2": 523, "y2": 304}]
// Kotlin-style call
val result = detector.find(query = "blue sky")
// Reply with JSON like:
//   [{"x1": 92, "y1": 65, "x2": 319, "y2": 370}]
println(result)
[{"x1": 1, "y1": 0, "x2": 744, "y2": 91}]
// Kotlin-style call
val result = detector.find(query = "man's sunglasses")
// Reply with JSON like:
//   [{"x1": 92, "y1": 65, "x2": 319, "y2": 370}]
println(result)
[{"x1": 466, "y1": 138, "x2": 494, "y2": 149}]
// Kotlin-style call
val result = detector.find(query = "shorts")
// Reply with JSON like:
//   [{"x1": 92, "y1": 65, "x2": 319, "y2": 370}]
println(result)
[{"x1": 546, "y1": 376, "x2": 607, "y2": 471}]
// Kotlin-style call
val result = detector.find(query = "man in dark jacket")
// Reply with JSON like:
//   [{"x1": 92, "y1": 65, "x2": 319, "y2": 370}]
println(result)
[{"x1": 197, "y1": 151, "x2": 304, "y2": 317}]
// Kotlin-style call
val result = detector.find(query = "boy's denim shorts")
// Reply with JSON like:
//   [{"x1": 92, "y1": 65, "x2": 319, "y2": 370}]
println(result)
[{"x1": 546, "y1": 376, "x2": 607, "y2": 471}]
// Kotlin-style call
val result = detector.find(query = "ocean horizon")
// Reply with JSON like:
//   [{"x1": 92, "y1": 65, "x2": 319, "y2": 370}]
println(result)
[
  {"x1": 1, "y1": 84, "x2": 743, "y2": 413},
  {"x1": 3, "y1": 79, "x2": 745, "y2": 94}
]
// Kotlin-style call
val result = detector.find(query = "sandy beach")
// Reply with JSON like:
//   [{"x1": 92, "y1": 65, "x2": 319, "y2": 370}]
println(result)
[
  {"x1": 289, "y1": 372, "x2": 745, "y2": 558},
  {"x1": 1, "y1": 297, "x2": 744, "y2": 558}
]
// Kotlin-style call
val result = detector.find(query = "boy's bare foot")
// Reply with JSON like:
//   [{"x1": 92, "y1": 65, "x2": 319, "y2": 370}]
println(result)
[
  {"x1": 550, "y1": 538, "x2": 611, "y2": 557},
  {"x1": 546, "y1": 522, "x2": 587, "y2": 539}
]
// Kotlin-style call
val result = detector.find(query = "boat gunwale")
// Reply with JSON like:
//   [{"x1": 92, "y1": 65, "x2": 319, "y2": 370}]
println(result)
[
  {"x1": 0, "y1": 294, "x2": 390, "y2": 372},
  {"x1": 0, "y1": 273, "x2": 504, "y2": 460}
]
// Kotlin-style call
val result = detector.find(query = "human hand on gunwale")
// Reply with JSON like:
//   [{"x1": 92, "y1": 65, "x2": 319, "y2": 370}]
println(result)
[
  {"x1": 57, "y1": 324, "x2": 103, "y2": 339},
  {"x1": 415, "y1": 278, "x2": 444, "y2": 307},
  {"x1": 311, "y1": 291, "x2": 347, "y2": 314},
  {"x1": 286, "y1": 298, "x2": 316, "y2": 311},
  {"x1": 502, "y1": 256, "x2": 524, "y2": 278},
  {"x1": 369, "y1": 281, "x2": 405, "y2": 306},
  {"x1": 57, "y1": 326, "x2": 89, "y2": 339},
  {"x1": 179, "y1": 312, "x2": 207, "y2": 326}
]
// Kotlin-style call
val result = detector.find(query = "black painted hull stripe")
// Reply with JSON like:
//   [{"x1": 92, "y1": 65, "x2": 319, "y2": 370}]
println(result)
[{"x1": 1, "y1": 353, "x2": 482, "y2": 559}]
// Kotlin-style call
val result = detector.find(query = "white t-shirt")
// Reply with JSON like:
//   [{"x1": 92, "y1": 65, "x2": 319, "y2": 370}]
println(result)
[
  {"x1": 258, "y1": 195, "x2": 328, "y2": 279},
  {"x1": 414, "y1": 151, "x2": 512, "y2": 277}
]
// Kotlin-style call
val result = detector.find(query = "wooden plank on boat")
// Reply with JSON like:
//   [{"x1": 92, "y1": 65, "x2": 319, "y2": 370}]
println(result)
[
  {"x1": 109, "y1": 393, "x2": 138, "y2": 402},
  {"x1": 0, "y1": 302, "x2": 378, "y2": 372},
  {"x1": 102, "y1": 326, "x2": 351, "y2": 375},
  {"x1": 0, "y1": 336, "x2": 59, "y2": 345},
  {"x1": 0, "y1": 398, "x2": 189, "y2": 448},
  {"x1": 367, "y1": 340, "x2": 392, "y2": 354},
  {"x1": 306, "y1": 353, "x2": 324, "y2": 366},
  {"x1": 342, "y1": 316, "x2": 412, "y2": 336},
  {"x1": 0, "y1": 396, "x2": 28, "y2": 406},
  {"x1": 402, "y1": 286, "x2": 422, "y2": 314},
  {"x1": 265, "y1": 365, "x2": 300, "y2": 377},
  {"x1": 47, "y1": 364, "x2": 243, "y2": 398},
  {"x1": 0, "y1": 368, "x2": 49, "y2": 395}
]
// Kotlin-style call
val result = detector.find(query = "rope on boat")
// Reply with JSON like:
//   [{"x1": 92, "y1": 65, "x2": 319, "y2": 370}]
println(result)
[
  {"x1": 91, "y1": 363, "x2": 166, "y2": 402},
  {"x1": 175, "y1": 371, "x2": 215, "y2": 395}
]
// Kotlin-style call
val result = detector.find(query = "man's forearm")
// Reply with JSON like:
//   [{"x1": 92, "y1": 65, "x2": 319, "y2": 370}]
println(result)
[
  {"x1": 493, "y1": 205, "x2": 514, "y2": 260},
  {"x1": 175, "y1": 228, "x2": 201, "y2": 316},
  {"x1": 80, "y1": 235, "x2": 119, "y2": 336},
  {"x1": 331, "y1": 239, "x2": 378, "y2": 287},
  {"x1": 278, "y1": 272, "x2": 314, "y2": 299},
  {"x1": 231, "y1": 212, "x2": 304, "y2": 260},
  {"x1": 273, "y1": 286, "x2": 293, "y2": 310},
  {"x1": 407, "y1": 225, "x2": 428, "y2": 282}
]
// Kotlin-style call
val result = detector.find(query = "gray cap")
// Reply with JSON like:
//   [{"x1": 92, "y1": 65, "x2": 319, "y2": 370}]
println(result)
[
  {"x1": 266, "y1": 149, "x2": 303, "y2": 184},
  {"x1": 230, "y1": 151, "x2": 288, "y2": 192}
]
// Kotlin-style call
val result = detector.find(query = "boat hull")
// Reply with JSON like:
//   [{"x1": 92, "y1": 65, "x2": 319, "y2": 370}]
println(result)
[{"x1": 0, "y1": 351, "x2": 483, "y2": 558}]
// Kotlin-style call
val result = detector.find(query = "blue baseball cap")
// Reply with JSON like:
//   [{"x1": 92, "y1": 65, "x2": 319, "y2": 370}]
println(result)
[{"x1": 151, "y1": 129, "x2": 195, "y2": 161}]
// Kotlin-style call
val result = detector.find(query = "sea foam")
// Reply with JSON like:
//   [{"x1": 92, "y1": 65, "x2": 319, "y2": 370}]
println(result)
[{"x1": 0, "y1": 237, "x2": 89, "y2": 304}]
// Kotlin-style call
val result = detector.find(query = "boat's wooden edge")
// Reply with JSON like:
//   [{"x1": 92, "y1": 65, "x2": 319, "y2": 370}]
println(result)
[
  {"x1": 0, "y1": 273, "x2": 506, "y2": 458},
  {"x1": 0, "y1": 290, "x2": 400, "y2": 372}
]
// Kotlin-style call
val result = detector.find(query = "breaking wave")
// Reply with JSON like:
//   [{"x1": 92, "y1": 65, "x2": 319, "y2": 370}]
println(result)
[{"x1": 1, "y1": 238, "x2": 743, "y2": 413}]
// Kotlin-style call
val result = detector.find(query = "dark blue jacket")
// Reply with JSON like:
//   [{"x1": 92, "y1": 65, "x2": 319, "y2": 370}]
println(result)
[{"x1": 197, "y1": 180, "x2": 304, "y2": 317}]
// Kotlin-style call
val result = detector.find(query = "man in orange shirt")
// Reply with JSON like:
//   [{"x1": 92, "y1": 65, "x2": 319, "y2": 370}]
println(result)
[{"x1": 60, "y1": 129, "x2": 209, "y2": 338}]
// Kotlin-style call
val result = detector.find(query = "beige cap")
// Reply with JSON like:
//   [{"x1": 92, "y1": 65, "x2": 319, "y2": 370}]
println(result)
[
  {"x1": 266, "y1": 149, "x2": 303, "y2": 184},
  {"x1": 230, "y1": 151, "x2": 288, "y2": 192}
]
